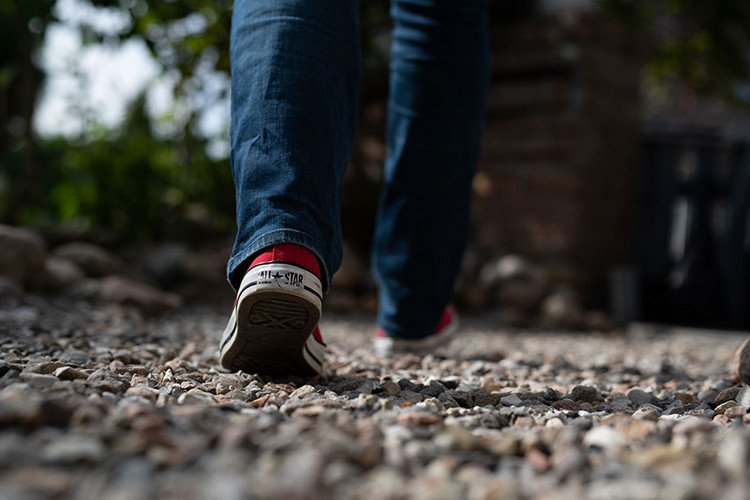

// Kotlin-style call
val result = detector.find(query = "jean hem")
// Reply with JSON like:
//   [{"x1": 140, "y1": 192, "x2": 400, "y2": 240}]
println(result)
[
  {"x1": 376, "y1": 311, "x2": 444, "y2": 340},
  {"x1": 227, "y1": 229, "x2": 332, "y2": 292}
]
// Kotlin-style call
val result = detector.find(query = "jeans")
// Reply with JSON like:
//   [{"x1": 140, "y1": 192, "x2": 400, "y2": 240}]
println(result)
[{"x1": 228, "y1": 0, "x2": 489, "y2": 339}]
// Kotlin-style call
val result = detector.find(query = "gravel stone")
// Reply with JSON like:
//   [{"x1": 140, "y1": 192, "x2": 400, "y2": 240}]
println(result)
[
  {"x1": 716, "y1": 386, "x2": 742, "y2": 405},
  {"x1": 42, "y1": 436, "x2": 106, "y2": 464},
  {"x1": 715, "y1": 401, "x2": 740, "y2": 414},
  {"x1": 735, "y1": 385, "x2": 750, "y2": 408},
  {"x1": 626, "y1": 388, "x2": 652, "y2": 406},
  {"x1": 724, "y1": 406, "x2": 747, "y2": 419},
  {"x1": 473, "y1": 393, "x2": 500, "y2": 407},
  {"x1": 24, "y1": 362, "x2": 66, "y2": 375},
  {"x1": 19, "y1": 373, "x2": 59, "y2": 389},
  {"x1": 420, "y1": 381, "x2": 446, "y2": 398},
  {"x1": 54, "y1": 366, "x2": 88, "y2": 381},
  {"x1": 698, "y1": 389, "x2": 718, "y2": 402},
  {"x1": 398, "y1": 379, "x2": 420, "y2": 392},
  {"x1": 569, "y1": 385, "x2": 599, "y2": 403},
  {"x1": 500, "y1": 394, "x2": 523, "y2": 406},
  {"x1": 2, "y1": 295, "x2": 750, "y2": 499},
  {"x1": 734, "y1": 337, "x2": 750, "y2": 385},
  {"x1": 552, "y1": 399, "x2": 582, "y2": 412},
  {"x1": 379, "y1": 381, "x2": 401, "y2": 395}
]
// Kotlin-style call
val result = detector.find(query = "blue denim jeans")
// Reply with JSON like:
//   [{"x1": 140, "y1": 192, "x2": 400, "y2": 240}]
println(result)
[{"x1": 228, "y1": 0, "x2": 489, "y2": 339}]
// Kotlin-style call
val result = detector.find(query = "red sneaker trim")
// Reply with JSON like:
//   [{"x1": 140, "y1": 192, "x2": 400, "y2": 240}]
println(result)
[
  {"x1": 250, "y1": 243, "x2": 321, "y2": 278},
  {"x1": 377, "y1": 305, "x2": 455, "y2": 339},
  {"x1": 434, "y1": 305, "x2": 454, "y2": 335},
  {"x1": 312, "y1": 325, "x2": 326, "y2": 345}
]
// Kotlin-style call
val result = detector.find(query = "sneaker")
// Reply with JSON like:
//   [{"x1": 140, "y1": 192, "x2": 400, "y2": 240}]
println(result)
[
  {"x1": 219, "y1": 244, "x2": 326, "y2": 376},
  {"x1": 374, "y1": 305, "x2": 459, "y2": 357}
]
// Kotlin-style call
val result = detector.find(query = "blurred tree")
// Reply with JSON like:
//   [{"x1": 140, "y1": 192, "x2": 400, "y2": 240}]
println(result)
[
  {"x1": 0, "y1": 0, "x2": 56, "y2": 223},
  {"x1": 4, "y1": 0, "x2": 749, "y2": 242},
  {"x1": 0, "y1": 0, "x2": 394, "y2": 243},
  {"x1": 599, "y1": 0, "x2": 750, "y2": 103}
]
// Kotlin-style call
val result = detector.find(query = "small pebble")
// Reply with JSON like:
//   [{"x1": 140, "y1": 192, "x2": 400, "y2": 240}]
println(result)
[
  {"x1": 626, "y1": 389, "x2": 652, "y2": 406},
  {"x1": 715, "y1": 401, "x2": 740, "y2": 414},
  {"x1": 570, "y1": 385, "x2": 599, "y2": 403}
]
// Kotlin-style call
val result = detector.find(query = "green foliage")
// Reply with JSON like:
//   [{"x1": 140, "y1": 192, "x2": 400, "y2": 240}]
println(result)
[
  {"x1": 22, "y1": 95, "x2": 234, "y2": 241},
  {"x1": 1, "y1": 0, "x2": 394, "y2": 243},
  {"x1": 598, "y1": 0, "x2": 750, "y2": 101},
  {"x1": 2, "y1": 0, "x2": 236, "y2": 241},
  {"x1": 4, "y1": 0, "x2": 749, "y2": 244}
]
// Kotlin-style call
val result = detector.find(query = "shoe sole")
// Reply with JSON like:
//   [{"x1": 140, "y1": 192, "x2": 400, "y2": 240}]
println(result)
[{"x1": 220, "y1": 262, "x2": 324, "y2": 376}]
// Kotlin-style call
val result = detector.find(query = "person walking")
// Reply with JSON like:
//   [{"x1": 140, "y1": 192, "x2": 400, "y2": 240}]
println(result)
[{"x1": 219, "y1": 0, "x2": 490, "y2": 376}]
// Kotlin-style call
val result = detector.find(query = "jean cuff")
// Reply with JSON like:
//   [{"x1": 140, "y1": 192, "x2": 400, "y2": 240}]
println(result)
[{"x1": 227, "y1": 229, "x2": 332, "y2": 292}]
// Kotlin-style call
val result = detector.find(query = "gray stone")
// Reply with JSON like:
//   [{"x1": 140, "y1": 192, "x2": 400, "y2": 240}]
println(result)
[
  {"x1": 569, "y1": 385, "x2": 600, "y2": 403},
  {"x1": 141, "y1": 244, "x2": 188, "y2": 287},
  {"x1": 398, "y1": 379, "x2": 421, "y2": 392},
  {"x1": 0, "y1": 390, "x2": 44, "y2": 427},
  {"x1": 420, "y1": 381, "x2": 446, "y2": 398},
  {"x1": 437, "y1": 392, "x2": 459, "y2": 408},
  {"x1": 632, "y1": 407, "x2": 659, "y2": 421},
  {"x1": 539, "y1": 286, "x2": 584, "y2": 330},
  {"x1": 697, "y1": 389, "x2": 717, "y2": 402},
  {"x1": 42, "y1": 435, "x2": 105, "y2": 464},
  {"x1": 53, "y1": 242, "x2": 125, "y2": 277},
  {"x1": 0, "y1": 224, "x2": 46, "y2": 290},
  {"x1": 672, "y1": 416, "x2": 716, "y2": 435},
  {"x1": 662, "y1": 400, "x2": 685, "y2": 415},
  {"x1": 610, "y1": 399, "x2": 631, "y2": 410},
  {"x1": 583, "y1": 426, "x2": 626, "y2": 451},
  {"x1": 626, "y1": 388, "x2": 652, "y2": 406},
  {"x1": 178, "y1": 389, "x2": 216, "y2": 405},
  {"x1": 718, "y1": 430, "x2": 750, "y2": 479},
  {"x1": 24, "y1": 362, "x2": 66, "y2": 375},
  {"x1": 473, "y1": 393, "x2": 501, "y2": 407},
  {"x1": 715, "y1": 401, "x2": 740, "y2": 414},
  {"x1": 43, "y1": 257, "x2": 85, "y2": 291},
  {"x1": 97, "y1": 276, "x2": 182, "y2": 314},
  {"x1": 54, "y1": 366, "x2": 89, "y2": 381},
  {"x1": 716, "y1": 386, "x2": 742, "y2": 405},
  {"x1": 480, "y1": 256, "x2": 549, "y2": 310},
  {"x1": 736, "y1": 385, "x2": 750, "y2": 409},
  {"x1": 0, "y1": 276, "x2": 23, "y2": 298},
  {"x1": 734, "y1": 337, "x2": 750, "y2": 385},
  {"x1": 500, "y1": 394, "x2": 523, "y2": 406},
  {"x1": 543, "y1": 388, "x2": 561, "y2": 401},
  {"x1": 552, "y1": 398, "x2": 581, "y2": 411},
  {"x1": 449, "y1": 391, "x2": 473, "y2": 408},
  {"x1": 399, "y1": 390, "x2": 424, "y2": 403},
  {"x1": 329, "y1": 379, "x2": 360, "y2": 393},
  {"x1": 19, "y1": 372, "x2": 59, "y2": 389},
  {"x1": 356, "y1": 380, "x2": 377, "y2": 395},
  {"x1": 379, "y1": 381, "x2": 401, "y2": 395}
]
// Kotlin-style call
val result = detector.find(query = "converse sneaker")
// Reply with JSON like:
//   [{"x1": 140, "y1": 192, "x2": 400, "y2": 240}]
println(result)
[
  {"x1": 220, "y1": 244, "x2": 326, "y2": 376},
  {"x1": 374, "y1": 305, "x2": 459, "y2": 357}
]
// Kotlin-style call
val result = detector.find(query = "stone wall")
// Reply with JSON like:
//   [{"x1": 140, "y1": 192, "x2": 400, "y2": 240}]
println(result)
[{"x1": 472, "y1": 10, "x2": 646, "y2": 306}]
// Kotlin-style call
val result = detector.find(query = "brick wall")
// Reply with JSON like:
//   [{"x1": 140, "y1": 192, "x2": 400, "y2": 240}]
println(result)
[{"x1": 473, "y1": 10, "x2": 646, "y2": 305}]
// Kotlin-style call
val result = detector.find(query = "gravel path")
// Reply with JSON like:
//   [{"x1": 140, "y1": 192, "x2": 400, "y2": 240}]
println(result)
[{"x1": 2, "y1": 294, "x2": 750, "y2": 499}]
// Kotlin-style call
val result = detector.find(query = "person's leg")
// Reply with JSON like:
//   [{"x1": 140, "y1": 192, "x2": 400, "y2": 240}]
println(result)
[
  {"x1": 222, "y1": 0, "x2": 360, "y2": 375},
  {"x1": 373, "y1": 0, "x2": 490, "y2": 339},
  {"x1": 228, "y1": 0, "x2": 360, "y2": 291}
]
